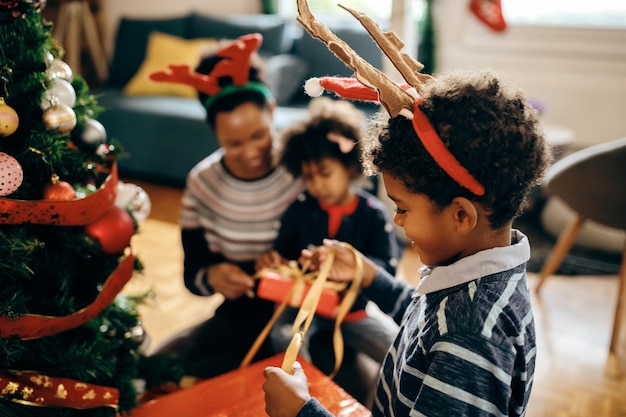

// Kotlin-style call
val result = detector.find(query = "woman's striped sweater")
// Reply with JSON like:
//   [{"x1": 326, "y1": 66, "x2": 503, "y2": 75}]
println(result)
[{"x1": 180, "y1": 148, "x2": 304, "y2": 296}]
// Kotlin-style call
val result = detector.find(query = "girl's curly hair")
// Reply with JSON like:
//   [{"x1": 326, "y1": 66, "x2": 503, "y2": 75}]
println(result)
[
  {"x1": 362, "y1": 70, "x2": 552, "y2": 229},
  {"x1": 280, "y1": 97, "x2": 367, "y2": 178}
]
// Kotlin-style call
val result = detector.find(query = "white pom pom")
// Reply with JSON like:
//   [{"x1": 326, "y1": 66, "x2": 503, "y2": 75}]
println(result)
[{"x1": 304, "y1": 78, "x2": 324, "y2": 97}]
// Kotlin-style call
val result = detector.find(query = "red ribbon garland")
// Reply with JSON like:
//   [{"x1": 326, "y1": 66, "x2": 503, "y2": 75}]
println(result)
[
  {"x1": 0, "y1": 369, "x2": 119, "y2": 410},
  {"x1": 0, "y1": 160, "x2": 119, "y2": 225},
  {"x1": 0, "y1": 253, "x2": 134, "y2": 340}
]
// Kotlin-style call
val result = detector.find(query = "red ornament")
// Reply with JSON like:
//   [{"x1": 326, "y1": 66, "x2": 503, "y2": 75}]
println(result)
[
  {"x1": 469, "y1": 0, "x2": 506, "y2": 32},
  {"x1": 43, "y1": 174, "x2": 76, "y2": 200},
  {"x1": 0, "y1": 1, "x2": 19, "y2": 11},
  {"x1": 85, "y1": 206, "x2": 135, "y2": 254}
]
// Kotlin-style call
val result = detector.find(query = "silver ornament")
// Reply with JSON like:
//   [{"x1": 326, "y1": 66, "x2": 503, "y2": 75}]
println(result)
[
  {"x1": 41, "y1": 78, "x2": 76, "y2": 110},
  {"x1": 72, "y1": 118, "x2": 107, "y2": 148},
  {"x1": 46, "y1": 59, "x2": 73, "y2": 81}
]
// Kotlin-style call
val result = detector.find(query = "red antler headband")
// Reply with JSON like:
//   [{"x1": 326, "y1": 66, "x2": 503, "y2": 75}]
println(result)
[
  {"x1": 297, "y1": 0, "x2": 485, "y2": 196},
  {"x1": 149, "y1": 33, "x2": 273, "y2": 110}
]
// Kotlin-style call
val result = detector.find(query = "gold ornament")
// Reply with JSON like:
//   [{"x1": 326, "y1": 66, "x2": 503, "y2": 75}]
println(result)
[
  {"x1": 43, "y1": 103, "x2": 76, "y2": 133},
  {"x1": 0, "y1": 97, "x2": 19, "y2": 137}
]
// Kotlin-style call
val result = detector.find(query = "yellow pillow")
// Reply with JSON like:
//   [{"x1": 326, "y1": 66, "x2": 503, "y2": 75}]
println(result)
[{"x1": 124, "y1": 32, "x2": 217, "y2": 98}]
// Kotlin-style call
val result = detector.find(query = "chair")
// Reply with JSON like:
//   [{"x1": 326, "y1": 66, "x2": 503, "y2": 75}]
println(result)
[{"x1": 534, "y1": 137, "x2": 626, "y2": 375}]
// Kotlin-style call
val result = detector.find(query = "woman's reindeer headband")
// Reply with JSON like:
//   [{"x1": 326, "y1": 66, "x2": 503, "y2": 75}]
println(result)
[
  {"x1": 297, "y1": 0, "x2": 485, "y2": 196},
  {"x1": 149, "y1": 33, "x2": 273, "y2": 112}
]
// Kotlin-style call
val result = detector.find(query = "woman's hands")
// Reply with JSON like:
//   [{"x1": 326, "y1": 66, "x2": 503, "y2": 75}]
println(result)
[
  {"x1": 299, "y1": 239, "x2": 378, "y2": 287},
  {"x1": 263, "y1": 362, "x2": 311, "y2": 417},
  {"x1": 207, "y1": 263, "x2": 255, "y2": 299},
  {"x1": 256, "y1": 250, "x2": 287, "y2": 271}
]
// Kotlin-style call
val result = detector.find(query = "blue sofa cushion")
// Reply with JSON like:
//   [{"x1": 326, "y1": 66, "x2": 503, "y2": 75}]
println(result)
[
  {"x1": 189, "y1": 13, "x2": 289, "y2": 56},
  {"x1": 265, "y1": 54, "x2": 309, "y2": 105},
  {"x1": 289, "y1": 19, "x2": 383, "y2": 103},
  {"x1": 108, "y1": 15, "x2": 192, "y2": 88},
  {"x1": 292, "y1": 20, "x2": 383, "y2": 78}
]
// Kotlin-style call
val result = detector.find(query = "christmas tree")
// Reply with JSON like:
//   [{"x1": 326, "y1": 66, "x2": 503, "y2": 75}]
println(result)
[{"x1": 0, "y1": 2, "x2": 182, "y2": 415}]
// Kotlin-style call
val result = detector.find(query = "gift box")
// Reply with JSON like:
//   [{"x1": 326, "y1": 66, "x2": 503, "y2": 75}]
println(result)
[
  {"x1": 128, "y1": 354, "x2": 371, "y2": 417},
  {"x1": 257, "y1": 271, "x2": 340, "y2": 318}
]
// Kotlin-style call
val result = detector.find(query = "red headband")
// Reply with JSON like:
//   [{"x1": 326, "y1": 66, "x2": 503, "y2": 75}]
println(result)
[
  {"x1": 149, "y1": 33, "x2": 263, "y2": 96},
  {"x1": 305, "y1": 76, "x2": 485, "y2": 196}
]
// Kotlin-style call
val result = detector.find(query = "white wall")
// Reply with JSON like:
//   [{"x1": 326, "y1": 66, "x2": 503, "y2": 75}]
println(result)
[
  {"x1": 431, "y1": 0, "x2": 626, "y2": 148},
  {"x1": 99, "y1": 0, "x2": 626, "y2": 147},
  {"x1": 98, "y1": 0, "x2": 261, "y2": 60}
]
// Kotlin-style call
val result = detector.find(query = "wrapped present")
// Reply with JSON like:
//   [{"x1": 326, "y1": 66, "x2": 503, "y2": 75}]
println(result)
[
  {"x1": 127, "y1": 354, "x2": 371, "y2": 417},
  {"x1": 257, "y1": 270, "x2": 342, "y2": 318},
  {"x1": 245, "y1": 250, "x2": 362, "y2": 377}
]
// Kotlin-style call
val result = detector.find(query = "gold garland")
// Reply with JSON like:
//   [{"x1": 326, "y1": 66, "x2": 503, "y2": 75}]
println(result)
[{"x1": 0, "y1": 369, "x2": 118, "y2": 410}]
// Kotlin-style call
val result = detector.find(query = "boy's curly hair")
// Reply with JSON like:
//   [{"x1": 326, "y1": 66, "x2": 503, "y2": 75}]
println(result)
[
  {"x1": 280, "y1": 97, "x2": 367, "y2": 178},
  {"x1": 363, "y1": 70, "x2": 552, "y2": 229}
]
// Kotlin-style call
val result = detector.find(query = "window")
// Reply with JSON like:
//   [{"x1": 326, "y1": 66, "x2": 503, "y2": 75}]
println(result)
[
  {"x1": 277, "y1": 0, "x2": 393, "y2": 20},
  {"x1": 502, "y1": 0, "x2": 626, "y2": 28},
  {"x1": 277, "y1": 0, "x2": 428, "y2": 29}
]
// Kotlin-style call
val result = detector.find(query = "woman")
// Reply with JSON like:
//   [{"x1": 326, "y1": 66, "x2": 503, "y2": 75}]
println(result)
[{"x1": 151, "y1": 34, "x2": 304, "y2": 378}]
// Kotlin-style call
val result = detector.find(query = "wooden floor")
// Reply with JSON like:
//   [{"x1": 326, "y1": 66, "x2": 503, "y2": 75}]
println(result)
[{"x1": 125, "y1": 179, "x2": 626, "y2": 417}]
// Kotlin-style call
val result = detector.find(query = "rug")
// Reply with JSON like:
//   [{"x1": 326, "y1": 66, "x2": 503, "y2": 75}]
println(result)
[{"x1": 123, "y1": 219, "x2": 222, "y2": 353}]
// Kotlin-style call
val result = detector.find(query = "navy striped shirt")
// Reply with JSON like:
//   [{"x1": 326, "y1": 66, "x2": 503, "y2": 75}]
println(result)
[{"x1": 299, "y1": 230, "x2": 536, "y2": 417}]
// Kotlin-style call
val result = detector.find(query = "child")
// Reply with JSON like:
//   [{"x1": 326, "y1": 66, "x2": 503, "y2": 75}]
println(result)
[
  {"x1": 262, "y1": 67, "x2": 552, "y2": 417},
  {"x1": 256, "y1": 96, "x2": 401, "y2": 368},
  {"x1": 148, "y1": 34, "x2": 304, "y2": 378}
]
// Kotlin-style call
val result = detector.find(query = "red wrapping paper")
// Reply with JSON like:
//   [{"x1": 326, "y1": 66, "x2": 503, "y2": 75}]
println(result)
[
  {"x1": 0, "y1": 370, "x2": 119, "y2": 409},
  {"x1": 128, "y1": 354, "x2": 371, "y2": 417},
  {"x1": 257, "y1": 272, "x2": 340, "y2": 318}
]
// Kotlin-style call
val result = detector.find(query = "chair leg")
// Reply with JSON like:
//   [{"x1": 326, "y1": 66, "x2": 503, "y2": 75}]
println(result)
[
  {"x1": 606, "y1": 243, "x2": 626, "y2": 378},
  {"x1": 534, "y1": 215, "x2": 585, "y2": 293}
]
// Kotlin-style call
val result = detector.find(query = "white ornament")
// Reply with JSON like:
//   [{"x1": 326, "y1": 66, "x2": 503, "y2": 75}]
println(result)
[
  {"x1": 115, "y1": 182, "x2": 152, "y2": 223},
  {"x1": 0, "y1": 152, "x2": 24, "y2": 196},
  {"x1": 41, "y1": 78, "x2": 76, "y2": 110},
  {"x1": 46, "y1": 59, "x2": 73, "y2": 81}
]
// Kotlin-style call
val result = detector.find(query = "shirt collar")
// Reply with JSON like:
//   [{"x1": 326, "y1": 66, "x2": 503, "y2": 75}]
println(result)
[{"x1": 414, "y1": 229, "x2": 530, "y2": 296}]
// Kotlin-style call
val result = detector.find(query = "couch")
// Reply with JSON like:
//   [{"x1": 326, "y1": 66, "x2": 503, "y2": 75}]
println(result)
[{"x1": 96, "y1": 12, "x2": 382, "y2": 187}]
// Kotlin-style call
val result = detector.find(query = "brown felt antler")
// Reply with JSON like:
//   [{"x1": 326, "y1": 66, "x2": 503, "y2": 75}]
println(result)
[
  {"x1": 296, "y1": 0, "x2": 415, "y2": 118},
  {"x1": 338, "y1": 5, "x2": 433, "y2": 92},
  {"x1": 297, "y1": 0, "x2": 486, "y2": 197}
]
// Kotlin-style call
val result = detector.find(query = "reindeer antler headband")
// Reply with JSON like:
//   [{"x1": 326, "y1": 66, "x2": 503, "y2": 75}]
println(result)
[
  {"x1": 297, "y1": 0, "x2": 485, "y2": 196},
  {"x1": 149, "y1": 33, "x2": 273, "y2": 111}
]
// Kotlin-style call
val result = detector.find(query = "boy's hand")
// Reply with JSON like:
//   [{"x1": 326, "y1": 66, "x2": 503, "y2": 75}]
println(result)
[
  {"x1": 256, "y1": 250, "x2": 285, "y2": 271},
  {"x1": 300, "y1": 239, "x2": 378, "y2": 287},
  {"x1": 207, "y1": 263, "x2": 254, "y2": 299},
  {"x1": 263, "y1": 362, "x2": 311, "y2": 417}
]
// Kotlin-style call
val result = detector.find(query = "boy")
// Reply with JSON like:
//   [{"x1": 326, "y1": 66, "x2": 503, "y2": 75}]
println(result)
[{"x1": 262, "y1": 69, "x2": 552, "y2": 417}]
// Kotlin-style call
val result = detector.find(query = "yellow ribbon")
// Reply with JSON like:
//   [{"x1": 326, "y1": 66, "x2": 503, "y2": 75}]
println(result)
[{"x1": 241, "y1": 244, "x2": 362, "y2": 378}]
